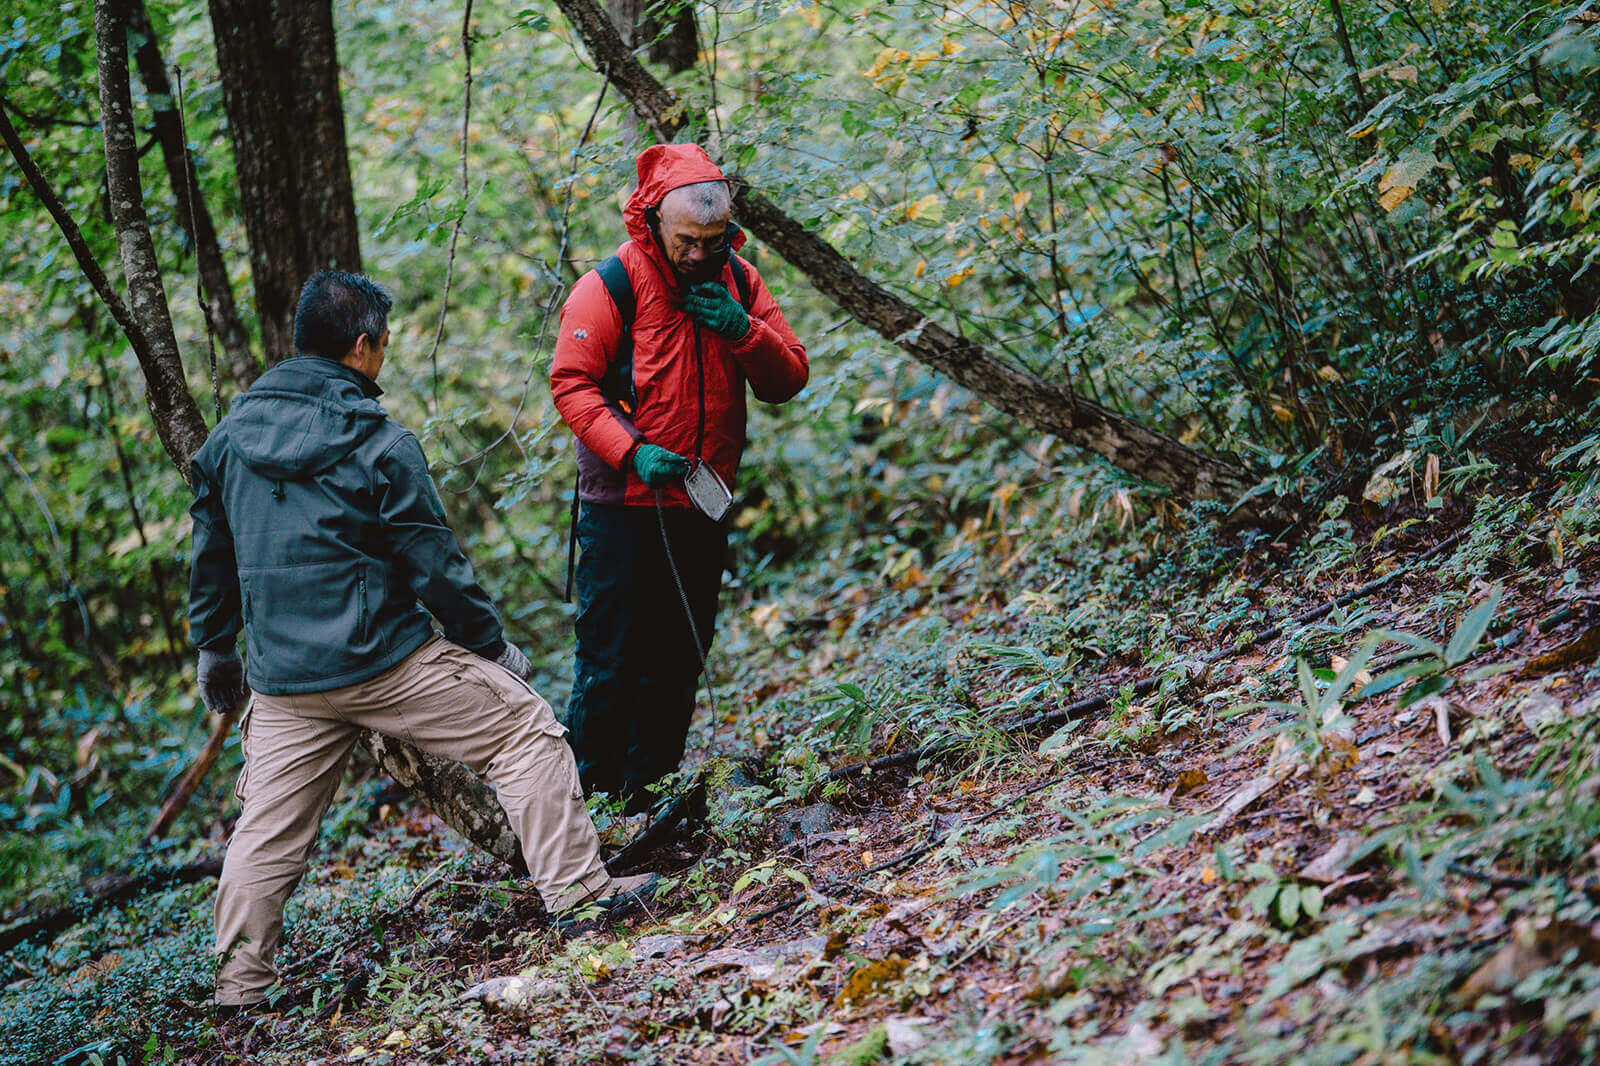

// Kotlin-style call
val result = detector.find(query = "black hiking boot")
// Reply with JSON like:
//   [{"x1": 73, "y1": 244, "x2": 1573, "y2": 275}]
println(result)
[{"x1": 552, "y1": 873, "x2": 664, "y2": 935}]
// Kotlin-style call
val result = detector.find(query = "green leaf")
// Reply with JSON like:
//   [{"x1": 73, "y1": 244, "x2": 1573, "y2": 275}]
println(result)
[
  {"x1": 1301, "y1": 885, "x2": 1324, "y2": 921},
  {"x1": 1397, "y1": 674, "x2": 1451, "y2": 708},
  {"x1": 1445, "y1": 586, "x2": 1503, "y2": 665},
  {"x1": 1277, "y1": 882, "x2": 1301, "y2": 927},
  {"x1": 1358, "y1": 658, "x2": 1444, "y2": 699}
]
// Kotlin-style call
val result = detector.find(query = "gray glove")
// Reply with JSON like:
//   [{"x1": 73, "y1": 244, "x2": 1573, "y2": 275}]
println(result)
[
  {"x1": 494, "y1": 642, "x2": 533, "y2": 681},
  {"x1": 197, "y1": 649, "x2": 250, "y2": 714}
]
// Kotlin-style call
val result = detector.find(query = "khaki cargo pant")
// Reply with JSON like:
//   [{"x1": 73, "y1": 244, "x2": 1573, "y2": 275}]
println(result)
[{"x1": 214, "y1": 636, "x2": 612, "y2": 1005}]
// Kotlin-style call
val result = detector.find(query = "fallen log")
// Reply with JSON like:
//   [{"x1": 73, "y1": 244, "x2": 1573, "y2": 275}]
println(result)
[{"x1": 0, "y1": 856, "x2": 223, "y2": 957}]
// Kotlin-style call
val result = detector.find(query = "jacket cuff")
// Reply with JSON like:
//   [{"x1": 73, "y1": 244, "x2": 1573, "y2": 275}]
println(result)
[
  {"x1": 197, "y1": 648, "x2": 240, "y2": 674},
  {"x1": 621, "y1": 439, "x2": 644, "y2": 475},
  {"x1": 476, "y1": 638, "x2": 508, "y2": 662}
]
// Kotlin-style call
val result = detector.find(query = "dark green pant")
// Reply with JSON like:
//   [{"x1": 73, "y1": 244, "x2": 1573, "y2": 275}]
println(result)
[{"x1": 567, "y1": 502, "x2": 726, "y2": 810}]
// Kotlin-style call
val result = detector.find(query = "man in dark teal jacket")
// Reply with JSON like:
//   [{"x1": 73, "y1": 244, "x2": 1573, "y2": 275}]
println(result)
[{"x1": 190, "y1": 271, "x2": 648, "y2": 1013}]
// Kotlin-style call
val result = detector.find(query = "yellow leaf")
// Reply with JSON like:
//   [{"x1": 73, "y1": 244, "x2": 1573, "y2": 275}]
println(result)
[
  {"x1": 914, "y1": 259, "x2": 927, "y2": 278},
  {"x1": 1271, "y1": 403, "x2": 1295, "y2": 423},
  {"x1": 1316, "y1": 365, "x2": 1342, "y2": 383},
  {"x1": 1012, "y1": 189, "x2": 1033, "y2": 210},
  {"x1": 942, "y1": 38, "x2": 963, "y2": 56},
  {"x1": 905, "y1": 193, "x2": 941, "y2": 221},
  {"x1": 861, "y1": 47, "x2": 896, "y2": 79},
  {"x1": 1378, "y1": 184, "x2": 1413, "y2": 212},
  {"x1": 943, "y1": 266, "x2": 976, "y2": 287}
]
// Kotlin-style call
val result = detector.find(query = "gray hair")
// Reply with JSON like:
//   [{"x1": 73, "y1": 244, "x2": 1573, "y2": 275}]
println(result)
[{"x1": 659, "y1": 180, "x2": 732, "y2": 225}]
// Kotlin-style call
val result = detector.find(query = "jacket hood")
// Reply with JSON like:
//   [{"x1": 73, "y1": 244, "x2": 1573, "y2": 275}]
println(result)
[
  {"x1": 623, "y1": 144, "x2": 747, "y2": 286},
  {"x1": 225, "y1": 357, "x2": 389, "y2": 480}
]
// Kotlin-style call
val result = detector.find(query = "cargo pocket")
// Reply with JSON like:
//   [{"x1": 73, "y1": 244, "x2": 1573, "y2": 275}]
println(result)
[{"x1": 233, "y1": 702, "x2": 255, "y2": 803}]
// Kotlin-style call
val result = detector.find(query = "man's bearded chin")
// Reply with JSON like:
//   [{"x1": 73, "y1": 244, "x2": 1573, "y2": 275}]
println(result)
[{"x1": 677, "y1": 257, "x2": 723, "y2": 286}]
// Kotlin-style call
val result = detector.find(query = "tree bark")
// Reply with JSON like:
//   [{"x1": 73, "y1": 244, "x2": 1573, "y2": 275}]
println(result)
[
  {"x1": 129, "y1": 0, "x2": 261, "y2": 390},
  {"x1": 206, "y1": 0, "x2": 362, "y2": 364},
  {"x1": 363, "y1": 733, "x2": 526, "y2": 873},
  {"x1": 608, "y1": 0, "x2": 698, "y2": 146},
  {"x1": 558, "y1": 0, "x2": 687, "y2": 143},
  {"x1": 548, "y1": 0, "x2": 1262, "y2": 509},
  {"x1": 93, "y1": 0, "x2": 210, "y2": 480}
]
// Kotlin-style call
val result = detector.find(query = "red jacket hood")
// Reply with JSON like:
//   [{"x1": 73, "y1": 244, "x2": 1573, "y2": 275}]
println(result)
[{"x1": 623, "y1": 144, "x2": 747, "y2": 284}]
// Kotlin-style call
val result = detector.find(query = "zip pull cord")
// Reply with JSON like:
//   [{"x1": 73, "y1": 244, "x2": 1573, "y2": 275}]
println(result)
[{"x1": 654, "y1": 487, "x2": 719, "y2": 718}]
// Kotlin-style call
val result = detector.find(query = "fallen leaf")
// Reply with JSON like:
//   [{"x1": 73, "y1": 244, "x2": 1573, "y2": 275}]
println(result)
[
  {"x1": 1459, "y1": 919, "x2": 1600, "y2": 1002},
  {"x1": 1521, "y1": 626, "x2": 1600, "y2": 677},
  {"x1": 459, "y1": 974, "x2": 569, "y2": 1015},
  {"x1": 1363, "y1": 473, "x2": 1401, "y2": 505},
  {"x1": 1172, "y1": 769, "x2": 1209, "y2": 797},
  {"x1": 1201, "y1": 769, "x2": 1288, "y2": 835},
  {"x1": 836, "y1": 955, "x2": 909, "y2": 1006},
  {"x1": 885, "y1": 1017, "x2": 931, "y2": 1056},
  {"x1": 633, "y1": 934, "x2": 690, "y2": 960},
  {"x1": 691, "y1": 936, "x2": 829, "y2": 984},
  {"x1": 1299, "y1": 836, "x2": 1362, "y2": 883},
  {"x1": 1423, "y1": 696, "x2": 1455, "y2": 746}
]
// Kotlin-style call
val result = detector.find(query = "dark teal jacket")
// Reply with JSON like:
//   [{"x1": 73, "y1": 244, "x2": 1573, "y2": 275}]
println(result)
[{"x1": 188, "y1": 357, "x2": 505, "y2": 695}]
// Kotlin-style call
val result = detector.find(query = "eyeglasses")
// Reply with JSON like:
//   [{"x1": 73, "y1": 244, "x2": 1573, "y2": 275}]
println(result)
[{"x1": 668, "y1": 233, "x2": 729, "y2": 256}]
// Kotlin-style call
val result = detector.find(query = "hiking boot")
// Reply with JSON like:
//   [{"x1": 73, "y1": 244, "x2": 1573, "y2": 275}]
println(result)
[
  {"x1": 552, "y1": 873, "x2": 663, "y2": 935},
  {"x1": 214, "y1": 999, "x2": 268, "y2": 1022}
]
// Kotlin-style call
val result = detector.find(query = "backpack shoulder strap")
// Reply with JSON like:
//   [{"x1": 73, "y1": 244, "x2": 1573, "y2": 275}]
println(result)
[
  {"x1": 729, "y1": 255, "x2": 752, "y2": 310},
  {"x1": 594, "y1": 255, "x2": 636, "y2": 411},
  {"x1": 596, "y1": 255, "x2": 635, "y2": 328}
]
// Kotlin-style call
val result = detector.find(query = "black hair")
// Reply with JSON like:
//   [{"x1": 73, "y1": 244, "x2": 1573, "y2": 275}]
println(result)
[{"x1": 292, "y1": 270, "x2": 392, "y2": 359}]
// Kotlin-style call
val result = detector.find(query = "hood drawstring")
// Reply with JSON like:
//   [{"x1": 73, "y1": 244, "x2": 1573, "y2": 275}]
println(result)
[{"x1": 272, "y1": 480, "x2": 285, "y2": 501}]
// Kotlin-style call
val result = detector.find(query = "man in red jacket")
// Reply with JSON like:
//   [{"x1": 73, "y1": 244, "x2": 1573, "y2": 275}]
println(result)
[{"x1": 550, "y1": 144, "x2": 807, "y2": 811}]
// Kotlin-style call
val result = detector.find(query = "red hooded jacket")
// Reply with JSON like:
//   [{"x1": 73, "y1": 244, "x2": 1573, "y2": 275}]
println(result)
[{"x1": 550, "y1": 144, "x2": 808, "y2": 509}]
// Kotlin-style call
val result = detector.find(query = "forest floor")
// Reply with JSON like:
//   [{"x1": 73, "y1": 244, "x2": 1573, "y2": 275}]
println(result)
[{"x1": 4, "y1": 470, "x2": 1600, "y2": 1065}]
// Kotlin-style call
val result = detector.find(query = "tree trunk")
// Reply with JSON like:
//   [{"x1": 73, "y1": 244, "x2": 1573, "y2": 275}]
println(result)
[
  {"x1": 548, "y1": 0, "x2": 1264, "y2": 511},
  {"x1": 206, "y1": 0, "x2": 362, "y2": 364},
  {"x1": 94, "y1": 0, "x2": 210, "y2": 480},
  {"x1": 557, "y1": 0, "x2": 686, "y2": 144},
  {"x1": 608, "y1": 0, "x2": 698, "y2": 146},
  {"x1": 129, "y1": 0, "x2": 261, "y2": 391}
]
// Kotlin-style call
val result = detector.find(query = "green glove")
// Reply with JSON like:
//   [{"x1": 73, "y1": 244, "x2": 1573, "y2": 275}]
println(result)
[
  {"x1": 633, "y1": 444, "x2": 689, "y2": 487},
  {"x1": 684, "y1": 283, "x2": 750, "y2": 340}
]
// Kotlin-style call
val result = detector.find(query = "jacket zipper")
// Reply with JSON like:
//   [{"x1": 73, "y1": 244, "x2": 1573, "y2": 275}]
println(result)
[
  {"x1": 357, "y1": 568, "x2": 368, "y2": 644},
  {"x1": 692, "y1": 322, "x2": 706, "y2": 463}
]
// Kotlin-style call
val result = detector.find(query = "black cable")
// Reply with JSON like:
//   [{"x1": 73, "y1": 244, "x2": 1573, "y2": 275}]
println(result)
[{"x1": 654, "y1": 487, "x2": 720, "y2": 715}]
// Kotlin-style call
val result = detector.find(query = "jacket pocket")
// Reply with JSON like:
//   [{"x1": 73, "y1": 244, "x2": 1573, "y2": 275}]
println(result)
[{"x1": 238, "y1": 559, "x2": 369, "y2": 687}]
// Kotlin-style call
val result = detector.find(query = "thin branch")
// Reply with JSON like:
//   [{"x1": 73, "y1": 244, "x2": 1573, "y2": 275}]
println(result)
[
  {"x1": 426, "y1": 0, "x2": 476, "y2": 412},
  {"x1": 0, "y1": 102, "x2": 153, "y2": 382},
  {"x1": 445, "y1": 71, "x2": 611, "y2": 480}
]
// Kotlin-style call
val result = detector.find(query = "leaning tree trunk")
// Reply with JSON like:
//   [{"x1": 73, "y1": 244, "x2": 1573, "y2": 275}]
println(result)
[
  {"x1": 549, "y1": 0, "x2": 1263, "y2": 511},
  {"x1": 130, "y1": 0, "x2": 261, "y2": 391},
  {"x1": 607, "y1": 0, "x2": 698, "y2": 145},
  {"x1": 74, "y1": 0, "x2": 523, "y2": 867},
  {"x1": 207, "y1": 0, "x2": 362, "y2": 364}
]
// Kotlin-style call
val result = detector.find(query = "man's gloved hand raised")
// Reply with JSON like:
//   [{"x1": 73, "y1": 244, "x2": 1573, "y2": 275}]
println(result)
[
  {"x1": 197, "y1": 649, "x2": 250, "y2": 715},
  {"x1": 494, "y1": 642, "x2": 533, "y2": 681},
  {"x1": 633, "y1": 444, "x2": 689, "y2": 488},
  {"x1": 684, "y1": 283, "x2": 749, "y2": 340}
]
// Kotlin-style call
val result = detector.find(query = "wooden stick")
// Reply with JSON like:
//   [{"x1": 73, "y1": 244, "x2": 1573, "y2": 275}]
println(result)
[{"x1": 145, "y1": 708, "x2": 239, "y2": 841}]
